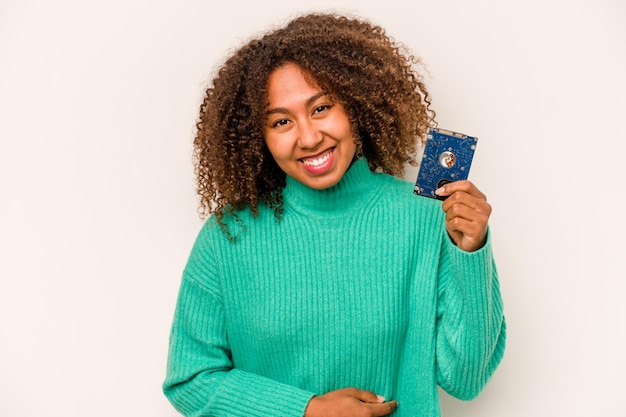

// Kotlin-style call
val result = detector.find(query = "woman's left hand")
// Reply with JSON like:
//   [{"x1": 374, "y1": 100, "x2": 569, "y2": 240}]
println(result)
[{"x1": 435, "y1": 180, "x2": 492, "y2": 252}]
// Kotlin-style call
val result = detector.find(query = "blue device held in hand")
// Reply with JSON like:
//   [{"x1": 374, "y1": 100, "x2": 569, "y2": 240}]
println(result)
[{"x1": 413, "y1": 128, "x2": 477, "y2": 200}]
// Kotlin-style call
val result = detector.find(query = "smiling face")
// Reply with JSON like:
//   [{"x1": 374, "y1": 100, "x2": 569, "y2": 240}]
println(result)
[{"x1": 262, "y1": 63, "x2": 357, "y2": 190}]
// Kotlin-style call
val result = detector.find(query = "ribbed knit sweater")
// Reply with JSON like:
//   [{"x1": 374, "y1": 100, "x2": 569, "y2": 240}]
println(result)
[{"x1": 163, "y1": 158, "x2": 506, "y2": 417}]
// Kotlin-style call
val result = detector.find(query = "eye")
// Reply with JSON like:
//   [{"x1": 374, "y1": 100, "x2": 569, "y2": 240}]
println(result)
[
  {"x1": 312, "y1": 104, "x2": 331, "y2": 115},
  {"x1": 270, "y1": 118, "x2": 291, "y2": 128}
]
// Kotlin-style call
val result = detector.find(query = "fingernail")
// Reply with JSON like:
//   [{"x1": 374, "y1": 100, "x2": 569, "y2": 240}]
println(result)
[
  {"x1": 376, "y1": 395, "x2": 386, "y2": 402},
  {"x1": 435, "y1": 186, "x2": 444, "y2": 195}
]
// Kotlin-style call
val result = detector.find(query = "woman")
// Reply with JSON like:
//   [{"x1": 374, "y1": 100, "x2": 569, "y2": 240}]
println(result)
[{"x1": 163, "y1": 12, "x2": 505, "y2": 417}]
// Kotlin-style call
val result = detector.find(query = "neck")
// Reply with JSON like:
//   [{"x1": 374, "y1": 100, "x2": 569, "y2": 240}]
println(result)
[{"x1": 282, "y1": 158, "x2": 379, "y2": 217}]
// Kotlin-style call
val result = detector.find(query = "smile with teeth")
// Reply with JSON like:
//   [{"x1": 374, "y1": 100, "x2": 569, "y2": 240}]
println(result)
[{"x1": 300, "y1": 148, "x2": 333, "y2": 167}]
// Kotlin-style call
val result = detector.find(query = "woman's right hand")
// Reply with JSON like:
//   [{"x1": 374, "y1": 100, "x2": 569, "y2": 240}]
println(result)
[{"x1": 304, "y1": 387, "x2": 398, "y2": 417}]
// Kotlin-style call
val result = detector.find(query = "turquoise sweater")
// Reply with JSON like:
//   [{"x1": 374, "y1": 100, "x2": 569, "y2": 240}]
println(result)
[{"x1": 163, "y1": 158, "x2": 506, "y2": 416}]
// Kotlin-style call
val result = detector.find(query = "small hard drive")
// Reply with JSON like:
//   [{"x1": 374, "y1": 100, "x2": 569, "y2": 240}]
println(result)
[{"x1": 413, "y1": 128, "x2": 477, "y2": 200}]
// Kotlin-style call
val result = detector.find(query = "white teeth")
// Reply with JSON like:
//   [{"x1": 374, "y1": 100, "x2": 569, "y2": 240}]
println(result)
[{"x1": 301, "y1": 149, "x2": 331, "y2": 167}]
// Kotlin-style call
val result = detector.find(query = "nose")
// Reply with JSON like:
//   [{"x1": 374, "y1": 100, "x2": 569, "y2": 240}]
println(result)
[{"x1": 296, "y1": 120, "x2": 323, "y2": 150}]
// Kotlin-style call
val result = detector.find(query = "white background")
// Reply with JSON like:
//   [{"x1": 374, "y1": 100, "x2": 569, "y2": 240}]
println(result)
[{"x1": 1, "y1": 0, "x2": 624, "y2": 416}]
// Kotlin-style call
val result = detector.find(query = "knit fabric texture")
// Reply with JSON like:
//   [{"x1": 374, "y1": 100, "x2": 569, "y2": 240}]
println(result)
[{"x1": 163, "y1": 158, "x2": 506, "y2": 416}]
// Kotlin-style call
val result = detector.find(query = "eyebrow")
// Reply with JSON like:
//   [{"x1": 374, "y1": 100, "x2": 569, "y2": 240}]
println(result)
[{"x1": 265, "y1": 91, "x2": 329, "y2": 116}]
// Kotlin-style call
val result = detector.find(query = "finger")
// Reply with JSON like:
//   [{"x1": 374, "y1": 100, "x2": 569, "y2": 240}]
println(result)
[
  {"x1": 441, "y1": 191, "x2": 492, "y2": 217},
  {"x1": 346, "y1": 388, "x2": 384, "y2": 403},
  {"x1": 444, "y1": 200, "x2": 491, "y2": 225},
  {"x1": 436, "y1": 180, "x2": 486, "y2": 200},
  {"x1": 446, "y1": 217, "x2": 488, "y2": 252},
  {"x1": 446, "y1": 215, "x2": 487, "y2": 239},
  {"x1": 367, "y1": 400, "x2": 399, "y2": 416}
]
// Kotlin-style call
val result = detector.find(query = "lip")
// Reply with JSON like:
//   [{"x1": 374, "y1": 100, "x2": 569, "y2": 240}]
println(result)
[{"x1": 298, "y1": 147, "x2": 335, "y2": 175}]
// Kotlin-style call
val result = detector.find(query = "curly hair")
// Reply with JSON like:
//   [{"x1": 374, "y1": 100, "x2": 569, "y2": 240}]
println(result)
[{"x1": 194, "y1": 12, "x2": 435, "y2": 233}]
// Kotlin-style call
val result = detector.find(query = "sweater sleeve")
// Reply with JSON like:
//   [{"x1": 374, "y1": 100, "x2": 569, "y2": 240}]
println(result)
[
  {"x1": 434, "y1": 231, "x2": 506, "y2": 400},
  {"x1": 162, "y1": 227, "x2": 315, "y2": 416}
]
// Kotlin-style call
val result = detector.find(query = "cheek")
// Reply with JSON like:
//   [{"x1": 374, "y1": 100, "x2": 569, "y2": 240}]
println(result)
[
  {"x1": 331, "y1": 110, "x2": 354, "y2": 139},
  {"x1": 263, "y1": 135, "x2": 287, "y2": 161}
]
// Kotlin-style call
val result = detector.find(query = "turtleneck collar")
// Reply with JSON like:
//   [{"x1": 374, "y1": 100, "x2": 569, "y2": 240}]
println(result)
[{"x1": 282, "y1": 158, "x2": 380, "y2": 218}]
